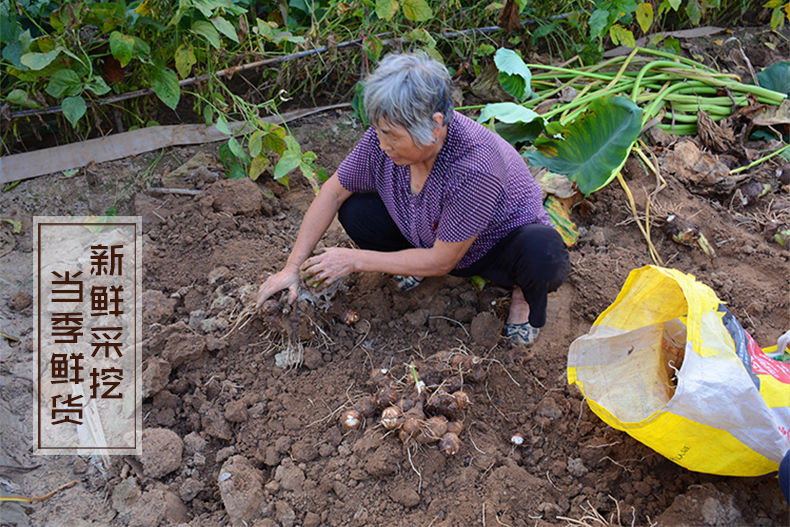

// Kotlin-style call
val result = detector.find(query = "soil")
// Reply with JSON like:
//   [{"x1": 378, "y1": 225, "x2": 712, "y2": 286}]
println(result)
[{"x1": 2, "y1": 29, "x2": 790, "y2": 527}]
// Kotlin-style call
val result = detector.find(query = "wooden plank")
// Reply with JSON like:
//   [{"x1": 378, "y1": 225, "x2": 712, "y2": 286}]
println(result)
[{"x1": 0, "y1": 103, "x2": 350, "y2": 184}]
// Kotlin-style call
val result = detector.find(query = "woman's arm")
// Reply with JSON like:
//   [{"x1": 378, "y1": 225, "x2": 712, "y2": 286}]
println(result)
[
  {"x1": 256, "y1": 172, "x2": 351, "y2": 307},
  {"x1": 301, "y1": 236, "x2": 476, "y2": 286}
]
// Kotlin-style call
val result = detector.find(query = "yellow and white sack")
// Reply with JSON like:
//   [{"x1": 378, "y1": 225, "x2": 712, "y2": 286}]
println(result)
[{"x1": 568, "y1": 265, "x2": 790, "y2": 476}]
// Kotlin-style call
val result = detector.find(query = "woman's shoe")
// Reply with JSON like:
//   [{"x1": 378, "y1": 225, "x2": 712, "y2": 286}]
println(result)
[{"x1": 504, "y1": 322, "x2": 540, "y2": 346}]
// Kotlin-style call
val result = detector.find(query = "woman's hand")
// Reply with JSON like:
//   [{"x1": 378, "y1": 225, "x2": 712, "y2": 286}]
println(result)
[
  {"x1": 255, "y1": 264, "x2": 301, "y2": 308},
  {"x1": 301, "y1": 247, "x2": 357, "y2": 288}
]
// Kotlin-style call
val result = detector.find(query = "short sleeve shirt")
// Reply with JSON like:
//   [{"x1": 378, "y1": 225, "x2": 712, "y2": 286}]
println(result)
[{"x1": 336, "y1": 111, "x2": 552, "y2": 269}]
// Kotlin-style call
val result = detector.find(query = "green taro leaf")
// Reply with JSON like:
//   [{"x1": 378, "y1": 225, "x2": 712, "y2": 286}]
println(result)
[
  {"x1": 402, "y1": 0, "x2": 433, "y2": 21},
  {"x1": 756, "y1": 62, "x2": 790, "y2": 97},
  {"x1": 6, "y1": 89, "x2": 42, "y2": 109},
  {"x1": 494, "y1": 48, "x2": 532, "y2": 101},
  {"x1": 375, "y1": 0, "x2": 399, "y2": 20},
  {"x1": 211, "y1": 16, "x2": 239, "y2": 43},
  {"x1": 150, "y1": 66, "x2": 180, "y2": 110},
  {"x1": 20, "y1": 48, "x2": 61, "y2": 70},
  {"x1": 524, "y1": 96, "x2": 643, "y2": 196},
  {"x1": 46, "y1": 69, "x2": 83, "y2": 98},
  {"x1": 190, "y1": 20, "x2": 221, "y2": 49},
  {"x1": 477, "y1": 102, "x2": 545, "y2": 147},
  {"x1": 174, "y1": 44, "x2": 197, "y2": 79},
  {"x1": 62, "y1": 95, "x2": 87, "y2": 127}
]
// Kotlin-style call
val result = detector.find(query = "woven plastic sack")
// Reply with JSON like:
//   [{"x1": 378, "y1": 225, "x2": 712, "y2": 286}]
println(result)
[{"x1": 568, "y1": 265, "x2": 790, "y2": 476}]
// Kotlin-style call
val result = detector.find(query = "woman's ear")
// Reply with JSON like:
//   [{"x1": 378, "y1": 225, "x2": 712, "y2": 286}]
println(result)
[{"x1": 432, "y1": 112, "x2": 445, "y2": 141}]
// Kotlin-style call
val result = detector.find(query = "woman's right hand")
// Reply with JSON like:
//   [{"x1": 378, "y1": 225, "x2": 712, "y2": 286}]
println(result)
[{"x1": 255, "y1": 264, "x2": 300, "y2": 309}]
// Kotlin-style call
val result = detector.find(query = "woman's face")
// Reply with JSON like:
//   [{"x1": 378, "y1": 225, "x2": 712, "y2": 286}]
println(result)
[
  {"x1": 374, "y1": 114, "x2": 444, "y2": 166},
  {"x1": 374, "y1": 121, "x2": 427, "y2": 166}
]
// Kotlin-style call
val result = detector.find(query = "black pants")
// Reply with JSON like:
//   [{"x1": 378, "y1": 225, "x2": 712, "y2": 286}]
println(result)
[{"x1": 338, "y1": 193, "x2": 570, "y2": 327}]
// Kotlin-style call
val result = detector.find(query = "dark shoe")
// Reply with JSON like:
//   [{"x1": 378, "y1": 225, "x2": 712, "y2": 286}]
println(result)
[
  {"x1": 504, "y1": 322, "x2": 540, "y2": 346},
  {"x1": 394, "y1": 275, "x2": 424, "y2": 292}
]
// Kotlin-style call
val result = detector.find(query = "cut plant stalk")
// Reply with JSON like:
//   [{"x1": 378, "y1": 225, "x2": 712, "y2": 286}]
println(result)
[{"x1": 730, "y1": 143, "x2": 790, "y2": 175}]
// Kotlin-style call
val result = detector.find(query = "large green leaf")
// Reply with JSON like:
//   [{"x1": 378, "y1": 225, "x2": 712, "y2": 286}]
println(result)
[
  {"x1": 211, "y1": 16, "x2": 239, "y2": 43},
  {"x1": 477, "y1": 102, "x2": 545, "y2": 147},
  {"x1": 62, "y1": 96, "x2": 87, "y2": 127},
  {"x1": 494, "y1": 48, "x2": 532, "y2": 101},
  {"x1": 375, "y1": 0, "x2": 398, "y2": 20},
  {"x1": 589, "y1": 9, "x2": 609, "y2": 38},
  {"x1": 85, "y1": 76, "x2": 111, "y2": 96},
  {"x1": 174, "y1": 44, "x2": 197, "y2": 79},
  {"x1": 20, "y1": 48, "x2": 60, "y2": 70},
  {"x1": 109, "y1": 31, "x2": 135, "y2": 67},
  {"x1": 150, "y1": 66, "x2": 180, "y2": 110},
  {"x1": 6, "y1": 89, "x2": 42, "y2": 109},
  {"x1": 525, "y1": 96, "x2": 643, "y2": 195},
  {"x1": 274, "y1": 136, "x2": 302, "y2": 186},
  {"x1": 402, "y1": 0, "x2": 432, "y2": 21},
  {"x1": 3, "y1": 42, "x2": 25, "y2": 69},
  {"x1": 190, "y1": 20, "x2": 221, "y2": 49},
  {"x1": 46, "y1": 68, "x2": 82, "y2": 97},
  {"x1": 685, "y1": 0, "x2": 702, "y2": 25},
  {"x1": 756, "y1": 61, "x2": 790, "y2": 97}
]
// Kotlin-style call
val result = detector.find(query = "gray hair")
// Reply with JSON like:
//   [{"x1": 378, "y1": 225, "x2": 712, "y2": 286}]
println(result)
[{"x1": 363, "y1": 53, "x2": 454, "y2": 146}]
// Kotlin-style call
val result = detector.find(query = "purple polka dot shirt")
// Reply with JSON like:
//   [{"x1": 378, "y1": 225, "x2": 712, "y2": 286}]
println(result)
[{"x1": 337, "y1": 111, "x2": 552, "y2": 269}]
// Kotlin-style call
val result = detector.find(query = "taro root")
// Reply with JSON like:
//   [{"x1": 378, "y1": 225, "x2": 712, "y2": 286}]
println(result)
[
  {"x1": 450, "y1": 353, "x2": 470, "y2": 371},
  {"x1": 399, "y1": 392, "x2": 424, "y2": 413},
  {"x1": 375, "y1": 384, "x2": 400, "y2": 408},
  {"x1": 343, "y1": 309, "x2": 360, "y2": 325},
  {"x1": 341, "y1": 409, "x2": 362, "y2": 430},
  {"x1": 414, "y1": 363, "x2": 444, "y2": 387},
  {"x1": 444, "y1": 376, "x2": 463, "y2": 393},
  {"x1": 466, "y1": 356, "x2": 486, "y2": 384},
  {"x1": 439, "y1": 432, "x2": 461, "y2": 456},
  {"x1": 426, "y1": 390, "x2": 462, "y2": 420},
  {"x1": 423, "y1": 416, "x2": 448, "y2": 442},
  {"x1": 400, "y1": 417, "x2": 426, "y2": 444},
  {"x1": 259, "y1": 299, "x2": 281, "y2": 315},
  {"x1": 452, "y1": 391, "x2": 470, "y2": 410},
  {"x1": 354, "y1": 396, "x2": 378, "y2": 418},
  {"x1": 427, "y1": 350, "x2": 454, "y2": 363},
  {"x1": 369, "y1": 368, "x2": 390, "y2": 388},
  {"x1": 446, "y1": 420, "x2": 464, "y2": 436},
  {"x1": 380, "y1": 406, "x2": 403, "y2": 430},
  {"x1": 403, "y1": 404, "x2": 425, "y2": 423}
]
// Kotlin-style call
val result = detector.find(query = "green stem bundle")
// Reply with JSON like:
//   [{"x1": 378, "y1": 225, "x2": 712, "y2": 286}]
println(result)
[{"x1": 520, "y1": 47, "x2": 786, "y2": 136}]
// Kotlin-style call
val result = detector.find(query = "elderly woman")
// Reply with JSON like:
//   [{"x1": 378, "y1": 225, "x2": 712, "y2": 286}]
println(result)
[{"x1": 256, "y1": 52, "x2": 570, "y2": 345}]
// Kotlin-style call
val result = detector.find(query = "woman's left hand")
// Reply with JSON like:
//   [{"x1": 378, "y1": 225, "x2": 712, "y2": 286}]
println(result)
[{"x1": 301, "y1": 247, "x2": 358, "y2": 287}]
